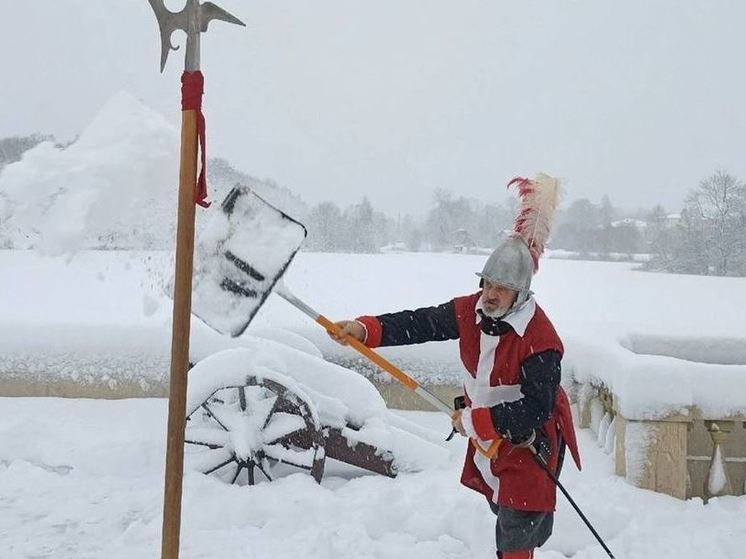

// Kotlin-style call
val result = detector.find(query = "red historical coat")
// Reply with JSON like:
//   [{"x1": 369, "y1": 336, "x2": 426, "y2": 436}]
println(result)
[{"x1": 454, "y1": 292, "x2": 581, "y2": 511}]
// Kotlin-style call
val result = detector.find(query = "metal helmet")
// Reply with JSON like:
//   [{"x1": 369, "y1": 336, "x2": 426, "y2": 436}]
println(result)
[{"x1": 476, "y1": 236, "x2": 534, "y2": 307}]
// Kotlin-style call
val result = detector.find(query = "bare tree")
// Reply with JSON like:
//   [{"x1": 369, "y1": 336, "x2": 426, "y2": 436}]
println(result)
[
  {"x1": 685, "y1": 170, "x2": 745, "y2": 275},
  {"x1": 0, "y1": 134, "x2": 52, "y2": 169}
]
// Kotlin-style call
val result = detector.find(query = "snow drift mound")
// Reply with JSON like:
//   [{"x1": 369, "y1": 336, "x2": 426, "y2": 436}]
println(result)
[{"x1": 0, "y1": 91, "x2": 179, "y2": 254}]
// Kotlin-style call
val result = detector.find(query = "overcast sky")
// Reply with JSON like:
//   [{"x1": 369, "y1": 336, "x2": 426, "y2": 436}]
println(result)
[{"x1": 3, "y1": 0, "x2": 745, "y2": 215}]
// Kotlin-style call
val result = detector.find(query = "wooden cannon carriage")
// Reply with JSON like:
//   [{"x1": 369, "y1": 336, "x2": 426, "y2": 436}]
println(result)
[{"x1": 184, "y1": 342, "x2": 447, "y2": 485}]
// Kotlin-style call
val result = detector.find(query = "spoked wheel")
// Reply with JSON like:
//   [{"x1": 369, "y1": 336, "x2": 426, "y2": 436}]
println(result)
[{"x1": 185, "y1": 376, "x2": 325, "y2": 485}]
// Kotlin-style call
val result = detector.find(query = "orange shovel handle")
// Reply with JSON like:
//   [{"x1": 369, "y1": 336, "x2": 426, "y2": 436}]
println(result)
[
  {"x1": 276, "y1": 287, "x2": 501, "y2": 454},
  {"x1": 321, "y1": 315, "x2": 503, "y2": 458},
  {"x1": 316, "y1": 315, "x2": 418, "y2": 390}
]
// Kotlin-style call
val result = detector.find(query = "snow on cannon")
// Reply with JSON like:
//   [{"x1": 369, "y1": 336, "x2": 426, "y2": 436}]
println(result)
[
  {"x1": 182, "y1": 186, "x2": 448, "y2": 485},
  {"x1": 184, "y1": 342, "x2": 449, "y2": 485}
]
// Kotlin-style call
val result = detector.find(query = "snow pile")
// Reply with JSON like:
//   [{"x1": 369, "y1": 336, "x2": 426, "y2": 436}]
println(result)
[
  {"x1": 0, "y1": 92, "x2": 179, "y2": 254},
  {"x1": 0, "y1": 93, "x2": 309, "y2": 255},
  {"x1": 277, "y1": 253, "x2": 746, "y2": 420}
]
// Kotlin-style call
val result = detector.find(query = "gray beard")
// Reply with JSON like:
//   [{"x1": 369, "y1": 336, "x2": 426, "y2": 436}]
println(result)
[{"x1": 480, "y1": 299, "x2": 510, "y2": 319}]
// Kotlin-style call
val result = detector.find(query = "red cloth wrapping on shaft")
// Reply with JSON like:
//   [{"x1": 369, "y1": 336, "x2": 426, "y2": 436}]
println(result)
[{"x1": 181, "y1": 71, "x2": 210, "y2": 208}]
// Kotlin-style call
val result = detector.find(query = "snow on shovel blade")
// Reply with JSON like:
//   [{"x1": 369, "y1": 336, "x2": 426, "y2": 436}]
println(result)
[{"x1": 190, "y1": 185, "x2": 307, "y2": 337}]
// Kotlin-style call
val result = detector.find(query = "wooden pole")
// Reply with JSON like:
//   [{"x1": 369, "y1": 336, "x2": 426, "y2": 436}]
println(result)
[{"x1": 161, "y1": 109, "x2": 199, "y2": 559}]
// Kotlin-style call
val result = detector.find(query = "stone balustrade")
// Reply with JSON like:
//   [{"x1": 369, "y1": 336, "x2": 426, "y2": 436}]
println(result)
[{"x1": 573, "y1": 380, "x2": 746, "y2": 501}]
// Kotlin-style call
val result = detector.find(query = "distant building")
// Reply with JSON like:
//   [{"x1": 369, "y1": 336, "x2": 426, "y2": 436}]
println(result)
[
  {"x1": 663, "y1": 213, "x2": 681, "y2": 228},
  {"x1": 452, "y1": 228, "x2": 476, "y2": 253},
  {"x1": 611, "y1": 218, "x2": 648, "y2": 230},
  {"x1": 380, "y1": 242, "x2": 408, "y2": 253}
]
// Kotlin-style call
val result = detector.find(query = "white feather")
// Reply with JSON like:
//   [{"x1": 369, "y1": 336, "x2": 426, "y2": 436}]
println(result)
[
  {"x1": 511, "y1": 173, "x2": 561, "y2": 270},
  {"x1": 517, "y1": 173, "x2": 561, "y2": 247}
]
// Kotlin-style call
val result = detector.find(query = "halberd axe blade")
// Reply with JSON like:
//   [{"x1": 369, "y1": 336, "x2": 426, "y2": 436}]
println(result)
[{"x1": 148, "y1": 0, "x2": 245, "y2": 72}]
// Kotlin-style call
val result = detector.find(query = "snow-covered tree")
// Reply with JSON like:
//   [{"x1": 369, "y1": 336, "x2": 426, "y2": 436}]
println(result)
[{"x1": 684, "y1": 171, "x2": 745, "y2": 276}]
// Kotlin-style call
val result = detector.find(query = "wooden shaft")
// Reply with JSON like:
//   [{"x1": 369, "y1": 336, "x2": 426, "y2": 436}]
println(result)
[{"x1": 161, "y1": 110, "x2": 199, "y2": 559}]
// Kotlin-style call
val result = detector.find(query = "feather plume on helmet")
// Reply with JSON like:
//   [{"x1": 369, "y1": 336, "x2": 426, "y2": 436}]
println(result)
[
  {"x1": 507, "y1": 173, "x2": 561, "y2": 273},
  {"x1": 476, "y1": 173, "x2": 561, "y2": 309}
]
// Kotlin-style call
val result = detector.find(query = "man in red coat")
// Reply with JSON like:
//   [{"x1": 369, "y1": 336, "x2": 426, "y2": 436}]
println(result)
[{"x1": 330, "y1": 236, "x2": 581, "y2": 559}]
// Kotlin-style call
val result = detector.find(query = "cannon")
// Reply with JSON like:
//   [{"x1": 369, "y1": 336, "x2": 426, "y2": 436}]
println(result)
[{"x1": 184, "y1": 340, "x2": 449, "y2": 485}]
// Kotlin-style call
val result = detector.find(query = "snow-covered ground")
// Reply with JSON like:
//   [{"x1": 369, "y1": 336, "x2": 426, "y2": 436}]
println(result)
[{"x1": 1, "y1": 397, "x2": 744, "y2": 559}]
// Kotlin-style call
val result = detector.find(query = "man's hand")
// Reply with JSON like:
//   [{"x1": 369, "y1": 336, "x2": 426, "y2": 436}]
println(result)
[
  {"x1": 451, "y1": 409, "x2": 466, "y2": 437},
  {"x1": 512, "y1": 430, "x2": 552, "y2": 463},
  {"x1": 327, "y1": 320, "x2": 366, "y2": 345}
]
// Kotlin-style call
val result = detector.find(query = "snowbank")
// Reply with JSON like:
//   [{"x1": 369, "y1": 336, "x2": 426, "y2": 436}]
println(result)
[{"x1": 0, "y1": 92, "x2": 179, "y2": 254}]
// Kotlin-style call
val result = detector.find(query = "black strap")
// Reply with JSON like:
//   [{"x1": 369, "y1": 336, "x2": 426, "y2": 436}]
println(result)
[{"x1": 477, "y1": 310, "x2": 513, "y2": 336}]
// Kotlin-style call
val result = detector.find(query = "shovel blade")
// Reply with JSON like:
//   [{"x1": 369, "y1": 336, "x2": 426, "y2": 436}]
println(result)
[{"x1": 190, "y1": 185, "x2": 307, "y2": 336}]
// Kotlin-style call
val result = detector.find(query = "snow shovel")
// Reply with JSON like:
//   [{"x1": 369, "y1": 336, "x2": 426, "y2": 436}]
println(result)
[{"x1": 189, "y1": 185, "x2": 307, "y2": 337}]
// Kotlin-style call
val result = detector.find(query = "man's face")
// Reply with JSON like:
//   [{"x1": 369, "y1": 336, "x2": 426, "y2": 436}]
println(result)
[{"x1": 481, "y1": 279, "x2": 519, "y2": 317}]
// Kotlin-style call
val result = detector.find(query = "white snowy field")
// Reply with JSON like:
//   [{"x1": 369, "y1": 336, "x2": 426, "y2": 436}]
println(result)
[
  {"x1": 2, "y1": 249, "x2": 745, "y2": 418},
  {"x1": 0, "y1": 398, "x2": 744, "y2": 559}
]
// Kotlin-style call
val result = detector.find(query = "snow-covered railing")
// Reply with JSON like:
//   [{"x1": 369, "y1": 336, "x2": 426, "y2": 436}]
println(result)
[{"x1": 566, "y1": 333, "x2": 746, "y2": 501}]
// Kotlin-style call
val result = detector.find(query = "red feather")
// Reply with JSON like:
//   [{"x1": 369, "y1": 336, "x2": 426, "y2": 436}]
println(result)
[{"x1": 507, "y1": 174, "x2": 561, "y2": 272}]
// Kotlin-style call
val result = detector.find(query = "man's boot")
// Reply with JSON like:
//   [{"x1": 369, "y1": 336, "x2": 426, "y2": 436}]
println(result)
[{"x1": 500, "y1": 550, "x2": 534, "y2": 559}]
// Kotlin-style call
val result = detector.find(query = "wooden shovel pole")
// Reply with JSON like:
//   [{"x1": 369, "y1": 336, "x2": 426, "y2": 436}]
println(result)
[{"x1": 161, "y1": 110, "x2": 199, "y2": 559}]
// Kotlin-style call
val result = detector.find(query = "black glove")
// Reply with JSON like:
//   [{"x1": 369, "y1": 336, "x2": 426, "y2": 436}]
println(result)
[
  {"x1": 446, "y1": 396, "x2": 467, "y2": 441},
  {"x1": 511, "y1": 430, "x2": 551, "y2": 464},
  {"x1": 533, "y1": 429, "x2": 552, "y2": 464}
]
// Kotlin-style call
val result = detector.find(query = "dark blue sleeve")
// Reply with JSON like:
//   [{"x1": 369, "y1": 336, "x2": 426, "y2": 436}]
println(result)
[
  {"x1": 376, "y1": 300, "x2": 459, "y2": 346},
  {"x1": 489, "y1": 350, "x2": 561, "y2": 442}
]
